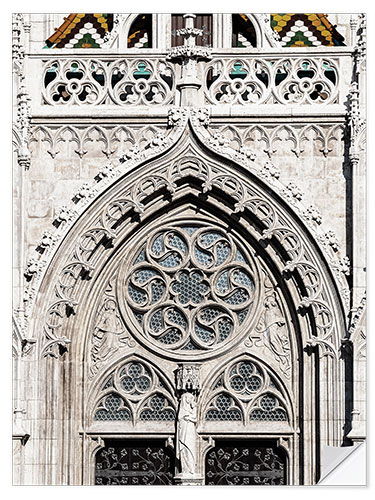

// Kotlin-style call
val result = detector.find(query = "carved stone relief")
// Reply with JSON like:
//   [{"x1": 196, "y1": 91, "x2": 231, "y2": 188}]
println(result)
[
  {"x1": 246, "y1": 273, "x2": 291, "y2": 379},
  {"x1": 90, "y1": 272, "x2": 135, "y2": 377}
]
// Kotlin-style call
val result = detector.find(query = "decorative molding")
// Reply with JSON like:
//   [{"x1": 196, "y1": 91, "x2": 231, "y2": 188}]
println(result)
[
  {"x1": 12, "y1": 14, "x2": 25, "y2": 75},
  {"x1": 30, "y1": 124, "x2": 169, "y2": 160},
  {"x1": 208, "y1": 123, "x2": 344, "y2": 159},
  {"x1": 13, "y1": 81, "x2": 31, "y2": 170}
]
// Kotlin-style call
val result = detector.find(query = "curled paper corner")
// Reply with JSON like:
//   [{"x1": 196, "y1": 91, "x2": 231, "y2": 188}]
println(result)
[{"x1": 318, "y1": 441, "x2": 366, "y2": 485}]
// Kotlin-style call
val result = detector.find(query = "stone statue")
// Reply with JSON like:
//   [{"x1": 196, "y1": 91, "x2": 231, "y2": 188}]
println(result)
[
  {"x1": 92, "y1": 299, "x2": 125, "y2": 363},
  {"x1": 176, "y1": 391, "x2": 197, "y2": 475}
]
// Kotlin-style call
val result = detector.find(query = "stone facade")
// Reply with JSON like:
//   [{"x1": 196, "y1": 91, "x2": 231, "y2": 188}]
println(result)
[{"x1": 12, "y1": 13, "x2": 366, "y2": 485}]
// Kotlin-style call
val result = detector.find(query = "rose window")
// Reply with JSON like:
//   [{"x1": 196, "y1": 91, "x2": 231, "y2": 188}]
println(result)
[{"x1": 119, "y1": 224, "x2": 259, "y2": 355}]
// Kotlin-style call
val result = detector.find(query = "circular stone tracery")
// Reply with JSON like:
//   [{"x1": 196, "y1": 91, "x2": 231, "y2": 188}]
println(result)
[{"x1": 118, "y1": 223, "x2": 260, "y2": 358}]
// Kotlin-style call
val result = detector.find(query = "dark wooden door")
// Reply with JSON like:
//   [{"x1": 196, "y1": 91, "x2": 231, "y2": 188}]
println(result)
[
  {"x1": 95, "y1": 439, "x2": 175, "y2": 485},
  {"x1": 205, "y1": 440, "x2": 287, "y2": 485}
]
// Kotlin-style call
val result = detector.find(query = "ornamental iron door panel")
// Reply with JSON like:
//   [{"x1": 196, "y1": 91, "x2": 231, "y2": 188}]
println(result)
[
  {"x1": 95, "y1": 440, "x2": 175, "y2": 485},
  {"x1": 205, "y1": 440, "x2": 287, "y2": 485}
]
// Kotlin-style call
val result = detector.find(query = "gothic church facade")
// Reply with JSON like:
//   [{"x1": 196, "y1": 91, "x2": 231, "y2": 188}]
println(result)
[{"x1": 12, "y1": 13, "x2": 366, "y2": 485}]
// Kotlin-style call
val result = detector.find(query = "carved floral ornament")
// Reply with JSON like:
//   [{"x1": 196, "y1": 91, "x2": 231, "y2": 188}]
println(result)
[{"x1": 23, "y1": 108, "x2": 347, "y2": 359}]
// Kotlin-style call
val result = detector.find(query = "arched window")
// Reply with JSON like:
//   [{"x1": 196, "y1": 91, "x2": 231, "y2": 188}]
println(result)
[
  {"x1": 232, "y1": 14, "x2": 257, "y2": 48},
  {"x1": 171, "y1": 14, "x2": 212, "y2": 47},
  {"x1": 127, "y1": 14, "x2": 152, "y2": 48}
]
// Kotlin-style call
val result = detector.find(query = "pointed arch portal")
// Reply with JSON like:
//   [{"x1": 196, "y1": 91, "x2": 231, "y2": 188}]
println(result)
[{"x1": 30, "y1": 113, "x2": 347, "y2": 485}]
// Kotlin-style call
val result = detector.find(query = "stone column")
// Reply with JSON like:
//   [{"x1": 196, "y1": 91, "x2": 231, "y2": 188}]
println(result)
[{"x1": 167, "y1": 14, "x2": 211, "y2": 107}]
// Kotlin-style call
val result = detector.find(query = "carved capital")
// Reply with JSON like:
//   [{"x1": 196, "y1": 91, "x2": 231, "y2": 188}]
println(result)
[{"x1": 21, "y1": 337, "x2": 37, "y2": 356}]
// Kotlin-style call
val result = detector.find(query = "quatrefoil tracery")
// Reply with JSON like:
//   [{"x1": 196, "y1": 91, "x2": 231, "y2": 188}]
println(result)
[{"x1": 120, "y1": 224, "x2": 258, "y2": 354}]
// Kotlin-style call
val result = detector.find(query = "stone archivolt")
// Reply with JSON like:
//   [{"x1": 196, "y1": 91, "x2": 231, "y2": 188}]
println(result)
[{"x1": 23, "y1": 111, "x2": 348, "y2": 361}]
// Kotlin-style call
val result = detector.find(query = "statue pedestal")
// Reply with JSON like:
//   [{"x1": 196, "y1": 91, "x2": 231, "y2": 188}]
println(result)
[{"x1": 174, "y1": 473, "x2": 204, "y2": 486}]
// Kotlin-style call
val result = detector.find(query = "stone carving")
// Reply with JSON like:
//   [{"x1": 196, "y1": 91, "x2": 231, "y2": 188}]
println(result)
[
  {"x1": 302, "y1": 205, "x2": 322, "y2": 225},
  {"x1": 96, "y1": 161, "x2": 117, "y2": 181},
  {"x1": 12, "y1": 14, "x2": 25, "y2": 75},
  {"x1": 118, "y1": 222, "x2": 259, "y2": 356},
  {"x1": 73, "y1": 183, "x2": 97, "y2": 204},
  {"x1": 176, "y1": 392, "x2": 198, "y2": 476},
  {"x1": 92, "y1": 301, "x2": 125, "y2": 362},
  {"x1": 353, "y1": 14, "x2": 366, "y2": 68},
  {"x1": 257, "y1": 13, "x2": 281, "y2": 45},
  {"x1": 101, "y1": 14, "x2": 126, "y2": 48},
  {"x1": 271, "y1": 126, "x2": 302, "y2": 157},
  {"x1": 24, "y1": 257, "x2": 40, "y2": 280},
  {"x1": 92, "y1": 359, "x2": 176, "y2": 424},
  {"x1": 253, "y1": 293, "x2": 291, "y2": 378},
  {"x1": 31, "y1": 117, "x2": 348, "y2": 358},
  {"x1": 42, "y1": 58, "x2": 175, "y2": 106},
  {"x1": 259, "y1": 161, "x2": 280, "y2": 180},
  {"x1": 337, "y1": 256, "x2": 351, "y2": 276},
  {"x1": 204, "y1": 57, "x2": 339, "y2": 105},
  {"x1": 90, "y1": 274, "x2": 135, "y2": 376},
  {"x1": 13, "y1": 81, "x2": 31, "y2": 170},
  {"x1": 176, "y1": 364, "x2": 201, "y2": 392},
  {"x1": 37, "y1": 230, "x2": 57, "y2": 253},
  {"x1": 54, "y1": 206, "x2": 78, "y2": 226},
  {"x1": 282, "y1": 182, "x2": 303, "y2": 203},
  {"x1": 319, "y1": 230, "x2": 339, "y2": 252},
  {"x1": 203, "y1": 358, "x2": 289, "y2": 422},
  {"x1": 305, "y1": 337, "x2": 336, "y2": 359},
  {"x1": 209, "y1": 123, "x2": 343, "y2": 160},
  {"x1": 348, "y1": 82, "x2": 366, "y2": 159}
]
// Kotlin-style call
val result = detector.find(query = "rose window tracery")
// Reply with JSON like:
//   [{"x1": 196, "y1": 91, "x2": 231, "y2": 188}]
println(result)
[{"x1": 119, "y1": 223, "x2": 259, "y2": 355}]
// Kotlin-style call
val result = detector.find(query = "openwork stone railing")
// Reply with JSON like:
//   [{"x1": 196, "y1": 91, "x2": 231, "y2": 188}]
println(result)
[
  {"x1": 42, "y1": 58, "x2": 175, "y2": 105},
  {"x1": 39, "y1": 53, "x2": 348, "y2": 107},
  {"x1": 204, "y1": 57, "x2": 340, "y2": 105}
]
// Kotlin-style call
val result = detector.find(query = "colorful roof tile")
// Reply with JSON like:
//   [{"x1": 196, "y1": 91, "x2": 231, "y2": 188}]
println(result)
[
  {"x1": 45, "y1": 14, "x2": 113, "y2": 48},
  {"x1": 271, "y1": 14, "x2": 345, "y2": 46},
  {"x1": 45, "y1": 13, "x2": 345, "y2": 49}
]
